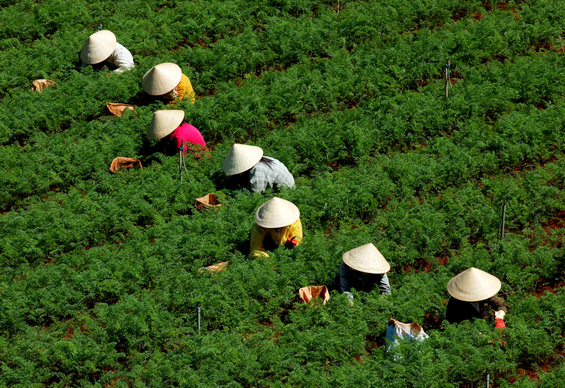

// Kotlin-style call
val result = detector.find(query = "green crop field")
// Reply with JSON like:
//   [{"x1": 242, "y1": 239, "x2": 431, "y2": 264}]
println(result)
[{"x1": 1, "y1": 0, "x2": 564, "y2": 386}]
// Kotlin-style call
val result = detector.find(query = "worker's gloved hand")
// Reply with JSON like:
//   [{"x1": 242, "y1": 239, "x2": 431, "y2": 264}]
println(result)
[
  {"x1": 285, "y1": 237, "x2": 298, "y2": 248},
  {"x1": 494, "y1": 310, "x2": 506, "y2": 320},
  {"x1": 495, "y1": 318, "x2": 506, "y2": 328}
]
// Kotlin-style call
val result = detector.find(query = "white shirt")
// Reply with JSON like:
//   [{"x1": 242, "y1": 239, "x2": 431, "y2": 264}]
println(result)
[{"x1": 106, "y1": 43, "x2": 134, "y2": 72}]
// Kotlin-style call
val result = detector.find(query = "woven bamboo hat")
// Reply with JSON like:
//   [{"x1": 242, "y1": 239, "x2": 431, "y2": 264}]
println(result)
[
  {"x1": 146, "y1": 110, "x2": 185, "y2": 140},
  {"x1": 447, "y1": 267, "x2": 501, "y2": 302},
  {"x1": 80, "y1": 30, "x2": 117, "y2": 65},
  {"x1": 142, "y1": 63, "x2": 183, "y2": 95},
  {"x1": 255, "y1": 197, "x2": 300, "y2": 229},
  {"x1": 222, "y1": 144, "x2": 263, "y2": 175},
  {"x1": 343, "y1": 243, "x2": 390, "y2": 274}
]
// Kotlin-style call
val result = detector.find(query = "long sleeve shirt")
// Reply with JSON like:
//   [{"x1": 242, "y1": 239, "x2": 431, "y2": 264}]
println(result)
[
  {"x1": 250, "y1": 218, "x2": 303, "y2": 258},
  {"x1": 334, "y1": 262, "x2": 391, "y2": 295},
  {"x1": 170, "y1": 122, "x2": 206, "y2": 155},
  {"x1": 248, "y1": 157, "x2": 295, "y2": 193},
  {"x1": 446, "y1": 296, "x2": 508, "y2": 323},
  {"x1": 166, "y1": 74, "x2": 195, "y2": 104}
]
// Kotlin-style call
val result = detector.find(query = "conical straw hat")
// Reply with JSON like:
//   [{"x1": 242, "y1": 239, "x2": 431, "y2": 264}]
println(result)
[
  {"x1": 146, "y1": 110, "x2": 185, "y2": 140},
  {"x1": 142, "y1": 63, "x2": 183, "y2": 95},
  {"x1": 80, "y1": 30, "x2": 117, "y2": 64},
  {"x1": 222, "y1": 144, "x2": 263, "y2": 175},
  {"x1": 255, "y1": 197, "x2": 300, "y2": 229},
  {"x1": 447, "y1": 267, "x2": 501, "y2": 302},
  {"x1": 342, "y1": 243, "x2": 390, "y2": 274}
]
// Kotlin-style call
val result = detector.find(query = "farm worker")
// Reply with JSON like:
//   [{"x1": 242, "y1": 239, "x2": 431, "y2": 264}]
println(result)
[
  {"x1": 333, "y1": 243, "x2": 391, "y2": 303},
  {"x1": 146, "y1": 110, "x2": 206, "y2": 156},
  {"x1": 222, "y1": 144, "x2": 295, "y2": 193},
  {"x1": 142, "y1": 62, "x2": 196, "y2": 104},
  {"x1": 250, "y1": 197, "x2": 302, "y2": 258},
  {"x1": 446, "y1": 267, "x2": 508, "y2": 327},
  {"x1": 80, "y1": 30, "x2": 134, "y2": 73}
]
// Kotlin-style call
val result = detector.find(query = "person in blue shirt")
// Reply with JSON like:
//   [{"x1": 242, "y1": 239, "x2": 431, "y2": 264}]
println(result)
[
  {"x1": 222, "y1": 144, "x2": 295, "y2": 193},
  {"x1": 333, "y1": 243, "x2": 391, "y2": 303}
]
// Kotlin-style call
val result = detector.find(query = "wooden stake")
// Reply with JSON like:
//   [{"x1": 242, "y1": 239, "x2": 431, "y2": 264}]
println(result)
[
  {"x1": 197, "y1": 302, "x2": 201, "y2": 335},
  {"x1": 179, "y1": 148, "x2": 183, "y2": 182},
  {"x1": 445, "y1": 59, "x2": 450, "y2": 99},
  {"x1": 500, "y1": 203, "x2": 506, "y2": 239}
]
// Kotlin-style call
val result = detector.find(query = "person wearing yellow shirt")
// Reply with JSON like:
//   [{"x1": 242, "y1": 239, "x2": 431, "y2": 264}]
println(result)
[
  {"x1": 250, "y1": 197, "x2": 303, "y2": 258},
  {"x1": 142, "y1": 62, "x2": 196, "y2": 104}
]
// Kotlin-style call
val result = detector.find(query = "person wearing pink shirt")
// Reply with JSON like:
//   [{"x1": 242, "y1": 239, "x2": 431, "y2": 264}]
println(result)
[{"x1": 146, "y1": 110, "x2": 206, "y2": 157}]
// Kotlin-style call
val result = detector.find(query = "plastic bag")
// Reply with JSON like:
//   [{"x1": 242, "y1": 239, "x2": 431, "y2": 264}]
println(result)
[
  {"x1": 298, "y1": 286, "x2": 330, "y2": 305},
  {"x1": 386, "y1": 318, "x2": 428, "y2": 350},
  {"x1": 32, "y1": 79, "x2": 56, "y2": 92},
  {"x1": 195, "y1": 193, "x2": 222, "y2": 210},
  {"x1": 109, "y1": 157, "x2": 142, "y2": 173},
  {"x1": 106, "y1": 102, "x2": 136, "y2": 116}
]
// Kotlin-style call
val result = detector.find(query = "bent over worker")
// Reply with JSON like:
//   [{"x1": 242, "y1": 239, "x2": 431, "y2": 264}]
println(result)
[
  {"x1": 80, "y1": 30, "x2": 134, "y2": 73},
  {"x1": 250, "y1": 197, "x2": 302, "y2": 258},
  {"x1": 223, "y1": 144, "x2": 295, "y2": 193},
  {"x1": 333, "y1": 243, "x2": 391, "y2": 303},
  {"x1": 147, "y1": 110, "x2": 206, "y2": 156},
  {"x1": 142, "y1": 62, "x2": 196, "y2": 104},
  {"x1": 446, "y1": 267, "x2": 508, "y2": 328}
]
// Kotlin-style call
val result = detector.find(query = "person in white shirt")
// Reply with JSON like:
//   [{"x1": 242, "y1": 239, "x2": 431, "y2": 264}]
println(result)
[{"x1": 80, "y1": 30, "x2": 134, "y2": 73}]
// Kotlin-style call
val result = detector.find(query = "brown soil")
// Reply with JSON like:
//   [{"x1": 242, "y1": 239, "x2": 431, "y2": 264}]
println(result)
[{"x1": 533, "y1": 278, "x2": 564, "y2": 297}]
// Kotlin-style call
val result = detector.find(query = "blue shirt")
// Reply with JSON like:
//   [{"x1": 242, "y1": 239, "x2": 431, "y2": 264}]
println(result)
[{"x1": 248, "y1": 157, "x2": 295, "y2": 193}]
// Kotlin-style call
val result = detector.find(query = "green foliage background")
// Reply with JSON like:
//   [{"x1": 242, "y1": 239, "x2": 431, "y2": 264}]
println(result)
[{"x1": 0, "y1": 0, "x2": 564, "y2": 386}]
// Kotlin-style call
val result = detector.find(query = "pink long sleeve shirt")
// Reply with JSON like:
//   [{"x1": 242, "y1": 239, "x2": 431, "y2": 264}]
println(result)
[{"x1": 169, "y1": 122, "x2": 206, "y2": 155}]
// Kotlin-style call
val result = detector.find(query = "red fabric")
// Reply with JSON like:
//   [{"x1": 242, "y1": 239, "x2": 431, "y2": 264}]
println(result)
[
  {"x1": 170, "y1": 122, "x2": 206, "y2": 155},
  {"x1": 495, "y1": 318, "x2": 506, "y2": 328},
  {"x1": 285, "y1": 237, "x2": 298, "y2": 248}
]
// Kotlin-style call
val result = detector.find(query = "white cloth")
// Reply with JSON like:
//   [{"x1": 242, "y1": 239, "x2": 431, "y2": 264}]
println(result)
[{"x1": 106, "y1": 43, "x2": 134, "y2": 72}]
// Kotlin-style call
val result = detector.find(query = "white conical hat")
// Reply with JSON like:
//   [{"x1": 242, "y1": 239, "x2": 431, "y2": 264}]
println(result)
[
  {"x1": 222, "y1": 144, "x2": 263, "y2": 175},
  {"x1": 342, "y1": 243, "x2": 390, "y2": 274},
  {"x1": 255, "y1": 197, "x2": 300, "y2": 229},
  {"x1": 142, "y1": 63, "x2": 183, "y2": 95},
  {"x1": 146, "y1": 110, "x2": 185, "y2": 140},
  {"x1": 447, "y1": 267, "x2": 501, "y2": 302},
  {"x1": 80, "y1": 30, "x2": 117, "y2": 64}
]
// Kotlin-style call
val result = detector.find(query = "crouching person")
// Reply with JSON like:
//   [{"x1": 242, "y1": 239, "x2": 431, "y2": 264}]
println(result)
[
  {"x1": 250, "y1": 197, "x2": 302, "y2": 258},
  {"x1": 222, "y1": 144, "x2": 295, "y2": 193},
  {"x1": 80, "y1": 30, "x2": 134, "y2": 73},
  {"x1": 147, "y1": 110, "x2": 206, "y2": 157},
  {"x1": 333, "y1": 243, "x2": 391, "y2": 303},
  {"x1": 446, "y1": 267, "x2": 508, "y2": 327}
]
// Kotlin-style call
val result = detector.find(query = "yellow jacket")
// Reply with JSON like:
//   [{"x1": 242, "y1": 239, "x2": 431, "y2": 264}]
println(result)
[
  {"x1": 250, "y1": 219, "x2": 303, "y2": 258},
  {"x1": 167, "y1": 73, "x2": 195, "y2": 104}
]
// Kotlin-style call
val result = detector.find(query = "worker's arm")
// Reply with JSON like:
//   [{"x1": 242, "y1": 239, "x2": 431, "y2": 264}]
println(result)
[
  {"x1": 378, "y1": 273, "x2": 392, "y2": 295},
  {"x1": 250, "y1": 223, "x2": 269, "y2": 258},
  {"x1": 284, "y1": 218, "x2": 303, "y2": 247}
]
